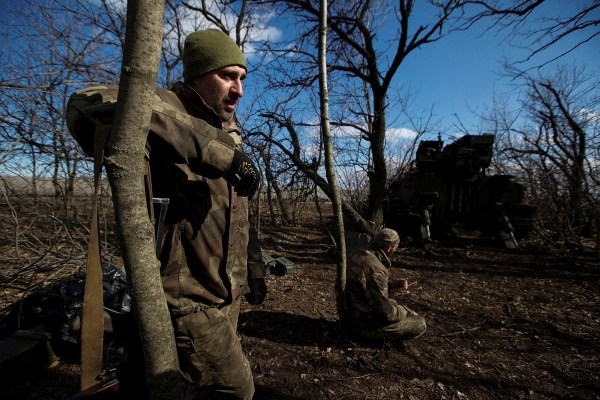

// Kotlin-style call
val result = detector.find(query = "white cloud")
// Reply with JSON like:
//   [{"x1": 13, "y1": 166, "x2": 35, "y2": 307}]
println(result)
[
  {"x1": 387, "y1": 127, "x2": 418, "y2": 140},
  {"x1": 577, "y1": 107, "x2": 600, "y2": 124}
]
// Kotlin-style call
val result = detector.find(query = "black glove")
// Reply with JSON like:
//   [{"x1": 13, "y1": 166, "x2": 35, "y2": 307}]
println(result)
[
  {"x1": 246, "y1": 278, "x2": 267, "y2": 305},
  {"x1": 224, "y1": 150, "x2": 260, "y2": 198}
]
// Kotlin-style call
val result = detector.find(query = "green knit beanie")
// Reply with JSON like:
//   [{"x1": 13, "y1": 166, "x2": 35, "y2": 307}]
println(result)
[{"x1": 183, "y1": 29, "x2": 247, "y2": 82}]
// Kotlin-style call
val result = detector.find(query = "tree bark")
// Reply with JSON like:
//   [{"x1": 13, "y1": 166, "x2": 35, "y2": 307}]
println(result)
[
  {"x1": 104, "y1": 1, "x2": 182, "y2": 398},
  {"x1": 319, "y1": 0, "x2": 347, "y2": 320}
]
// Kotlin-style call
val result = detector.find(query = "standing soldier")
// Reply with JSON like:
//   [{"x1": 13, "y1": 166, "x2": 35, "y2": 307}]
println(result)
[
  {"x1": 112, "y1": 29, "x2": 266, "y2": 399},
  {"x1": 157, "y1": 29, "x2": 266, "y2": 399}
]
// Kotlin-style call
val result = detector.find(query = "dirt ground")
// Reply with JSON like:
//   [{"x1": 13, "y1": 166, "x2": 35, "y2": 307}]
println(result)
[{"x1": 1, "y1": 205, "x2": 599, "y2": 400}]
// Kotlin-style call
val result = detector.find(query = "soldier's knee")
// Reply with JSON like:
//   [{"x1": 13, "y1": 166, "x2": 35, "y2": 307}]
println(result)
[
  {"x1": 401, "y1": 314, "x2": 426, "y2": 340},
  {"x1": 410, "y1": 315, "x2": 427, "y2": 339},
  {"x1": 414, "y1": 316, "x2": 427, "y2": 338}
]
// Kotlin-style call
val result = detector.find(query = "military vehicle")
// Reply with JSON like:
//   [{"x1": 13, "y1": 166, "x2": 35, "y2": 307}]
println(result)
[{"x1": 383, "y1": 133, "x2": 535, "y2": 248}]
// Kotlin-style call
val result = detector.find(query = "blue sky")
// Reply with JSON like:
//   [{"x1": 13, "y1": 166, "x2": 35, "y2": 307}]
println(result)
[
  {"x1": 397, "y1": 1, "x2": 600, "y2": 137},
  {"x1": 1, "y1": 0, "x2": 597, "y2": 144},
  {"x1": 248, "y1": 1, "x2": 599, "y2": 145}
]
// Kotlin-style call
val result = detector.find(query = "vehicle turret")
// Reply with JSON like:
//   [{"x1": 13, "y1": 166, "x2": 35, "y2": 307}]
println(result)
[{"x1": 384, "y1": 134, "x2": 535, "y2": 247}]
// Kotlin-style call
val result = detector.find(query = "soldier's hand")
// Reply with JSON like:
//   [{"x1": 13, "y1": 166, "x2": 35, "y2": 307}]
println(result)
[
  {"x1": 389, "y1": 278, "x2": 409, "y2": 291},
  {"x1": 224, "y1": 150, "x2": 260, "y2": 198},
  {"x1": 246, "y1": 277, "x2": 267, "y2": 305}
]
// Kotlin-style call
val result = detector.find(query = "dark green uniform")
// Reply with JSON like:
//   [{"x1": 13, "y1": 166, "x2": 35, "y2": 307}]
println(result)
[{"x1": 344, "y1": 243, "x2": 426, "y2": 342}]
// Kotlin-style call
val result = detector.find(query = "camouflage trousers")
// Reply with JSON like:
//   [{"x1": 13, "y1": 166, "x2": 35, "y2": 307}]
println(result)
[
  {"x1": 348, "y1": 305, "x2": 427, "y2": 342},
  {"x1": 174, "y1": 295, "x2": 254, "y2": 400}
]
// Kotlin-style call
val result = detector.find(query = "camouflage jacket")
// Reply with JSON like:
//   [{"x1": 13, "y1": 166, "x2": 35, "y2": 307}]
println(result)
[
  {"x1": 148, "y1": 82, "x2": 264, "y2": 314},
  {"x1": 67, "y1": 82, "x2": 263, "y2": 313},
  {"x1": 344, "y1": 243, "x2": 400, "y2": 325}
]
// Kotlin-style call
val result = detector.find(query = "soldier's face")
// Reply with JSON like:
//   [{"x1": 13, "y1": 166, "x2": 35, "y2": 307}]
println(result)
[
  {"x1": 386, "y1": 242, "x2": 399, "y2": 255},
  {"x1": 190, "y1": 65, "x2": 246, "y2": 122}
]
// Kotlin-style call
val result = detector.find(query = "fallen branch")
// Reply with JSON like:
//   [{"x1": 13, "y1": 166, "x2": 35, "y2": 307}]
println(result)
[{"x1": 442, "y1": 326, "x2": 482, "y2": 337}]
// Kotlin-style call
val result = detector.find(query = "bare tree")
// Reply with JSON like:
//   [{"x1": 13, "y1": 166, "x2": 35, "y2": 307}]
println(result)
[
  {"x1": 102, "y1": 0, "x2": 183, "y2": 398},
  {"x1": 462, "y1": 0, "x2": 599, "y2": 68},
  {"x1": 251, "y1": 0, "x2": 567, "y2": 233},
  {"x1": 318, "y1": 0, "x2": 347, "y2": 321},
  {"x1": 252, "y1": 1, "x2": 435, "y2": 231},
  {"x1": 491, "y1": 64, "x2": 599, "y2": 249},
  {"x1": 255, "y1": 127, "x2": 295, "y2": 225}
]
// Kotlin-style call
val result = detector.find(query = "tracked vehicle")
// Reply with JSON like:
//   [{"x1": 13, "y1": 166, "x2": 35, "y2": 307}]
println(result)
[{"x1": 383, "y1": 134, "x2": 535, "y2": 248}]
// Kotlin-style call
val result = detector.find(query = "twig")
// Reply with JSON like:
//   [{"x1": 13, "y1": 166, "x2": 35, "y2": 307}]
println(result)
[{"x1": 442, "y1": 326, "x2": 482, "y2": 337}]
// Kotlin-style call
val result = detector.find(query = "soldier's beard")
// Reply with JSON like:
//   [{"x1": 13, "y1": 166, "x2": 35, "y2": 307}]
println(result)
[
  {"x1": 215, "y1": 101, "x2": 234, "y2": 121},
  {"x1": 214, "y1": 96, "x2": 237, "y2": 122}
]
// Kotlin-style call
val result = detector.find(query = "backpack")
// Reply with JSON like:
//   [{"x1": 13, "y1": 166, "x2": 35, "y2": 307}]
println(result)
[
  {"x1": 66, "y1": 86, "x2": 119, "y2": 157},
  {"x1": 65, "y1": 84, "x2": 231, "y2": 157}
]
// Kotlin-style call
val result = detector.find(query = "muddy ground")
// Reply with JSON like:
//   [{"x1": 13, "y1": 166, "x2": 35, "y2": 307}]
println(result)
[{"x1": 1, "y1": 204, "x2": 599, "y2": 400}]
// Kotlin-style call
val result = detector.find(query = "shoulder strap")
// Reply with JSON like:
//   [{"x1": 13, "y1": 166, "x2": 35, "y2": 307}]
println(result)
[{"x1": 80, "y1": 123, "x2": 110, "y2": 391}]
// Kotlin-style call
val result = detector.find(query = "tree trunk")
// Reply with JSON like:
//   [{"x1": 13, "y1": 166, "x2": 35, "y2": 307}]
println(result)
[
  {"x1": 104, "y1": 1, "x2": 182, "y2": 398},
  {"x1": 596, "y1": 214, "x2": 599, "y2": 259},
  {"x1": 366, "y1": 96, "x2": 387, "y2": 231},
  {"x1": 319, "y1": 0, "x2": 347, "y2": 320}
]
